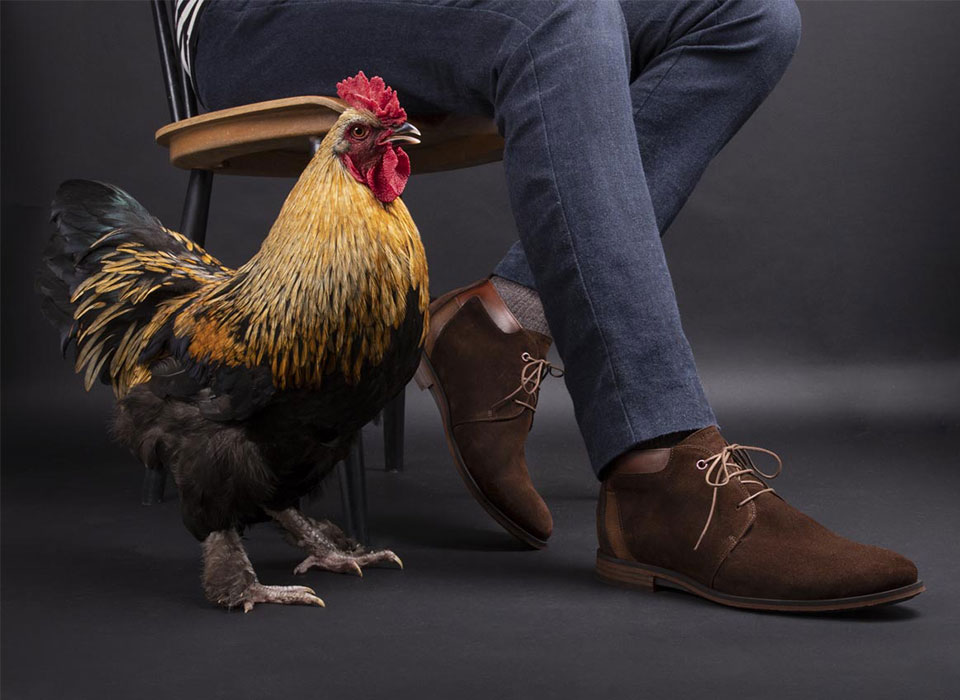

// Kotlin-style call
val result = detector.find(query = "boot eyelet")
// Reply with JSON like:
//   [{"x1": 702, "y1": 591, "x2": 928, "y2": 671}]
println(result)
[{"x1": 696, "y1": 460, "x2": 707, "y2": 470}]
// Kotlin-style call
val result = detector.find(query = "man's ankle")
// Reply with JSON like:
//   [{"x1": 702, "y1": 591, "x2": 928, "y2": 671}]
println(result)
[
  {"x1": 490, "y1": 275, "x2": 551, "y2": 338},
  {"x1": 599, "y1": 429, "x2": 702, "y2": 480},
  {"x1": 633, "y1": 429, "x2": 699, "y2": 451}
]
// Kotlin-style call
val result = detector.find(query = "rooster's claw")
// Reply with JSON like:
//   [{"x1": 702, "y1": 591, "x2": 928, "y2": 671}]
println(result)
[
  {"x1": 293, "y1": 548, "x2": 402, "y2": 576},
  {"x1": 238, "y1": 583, "x2": 325, "y2": 613}
]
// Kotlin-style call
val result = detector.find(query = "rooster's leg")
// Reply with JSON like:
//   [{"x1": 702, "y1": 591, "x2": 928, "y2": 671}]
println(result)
[
  {"x1": 202, "y1": 530, "x2": 325, "y2": 612},
  {"x1": 266, "y1": 507, "x2": 403, "y2": 576}
]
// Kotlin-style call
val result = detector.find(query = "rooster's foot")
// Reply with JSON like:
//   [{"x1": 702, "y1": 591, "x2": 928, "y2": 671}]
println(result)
[
  {"x1": 293, "y1": 549, "x2": 403, "y2": 576},
  {"x1": 202, "y1": 530, "x2": 325, "y2": 612},
  {"x1": 266, "y1": 507, "x2": 403, "y2": 577},
  {"x1": 238, "y1": 582, "x2": 325, "y2": 613}
]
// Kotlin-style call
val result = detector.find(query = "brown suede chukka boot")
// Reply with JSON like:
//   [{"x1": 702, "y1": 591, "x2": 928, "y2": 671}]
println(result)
[
  {"x1": 597, "y1": 426, "x2": 924, "y2": 611},
  {"x1": 415, "y1": 279, "x2": 559, "y2": 548}
]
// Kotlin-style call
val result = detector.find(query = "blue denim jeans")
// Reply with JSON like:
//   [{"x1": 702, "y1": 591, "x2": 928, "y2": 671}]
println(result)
[{"x1": 195, "y1": 0, "x2": 801, "y2": 473}]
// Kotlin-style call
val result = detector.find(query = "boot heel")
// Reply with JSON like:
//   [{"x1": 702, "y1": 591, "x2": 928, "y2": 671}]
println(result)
[
  {"x1": 414, "y1": 356, "x2": 435, "y2": 391},
  {"x1": 596, "y1": 551, "x2": 656, "y2": 591}
]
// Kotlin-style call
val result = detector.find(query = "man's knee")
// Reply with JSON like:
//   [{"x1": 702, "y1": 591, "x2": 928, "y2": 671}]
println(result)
[
  {"x1": 521, "y1": 0, "x2": 628, "y2": 62},
  {"x1": 762, "y1": 0, "x2": 802, "y2": 59},
  {"x1": 738, "y1": 0, "x2": 803, "y2": 78}
]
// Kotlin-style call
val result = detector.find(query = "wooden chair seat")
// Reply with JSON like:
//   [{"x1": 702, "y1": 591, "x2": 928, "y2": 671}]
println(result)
[{"x1": 155, "y1": 95, "x2": 504, "y2": 176}]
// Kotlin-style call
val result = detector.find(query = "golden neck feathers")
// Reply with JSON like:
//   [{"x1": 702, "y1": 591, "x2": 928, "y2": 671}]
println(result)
[{"x1": 175, "y1": 134, "x2": 429, "y2": 389}]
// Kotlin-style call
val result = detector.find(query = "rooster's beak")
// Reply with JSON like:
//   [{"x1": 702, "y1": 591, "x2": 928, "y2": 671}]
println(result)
[{"x1": 385, "y1": 122, "x2": 421, "y2": 145}]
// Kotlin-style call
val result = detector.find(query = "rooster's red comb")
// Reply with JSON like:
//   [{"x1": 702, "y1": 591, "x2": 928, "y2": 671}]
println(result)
[{"x1": 336, "y1": 71, "x2": 407, "y2": 127}]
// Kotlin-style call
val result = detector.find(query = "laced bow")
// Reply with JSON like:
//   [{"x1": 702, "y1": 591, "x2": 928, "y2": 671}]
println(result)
[
  {"x1": 693, "y1": 444, "x2": 783, "y2": 551},
  {"x1": 492, "y1": 352, "x2": 564, "y2": 412}
]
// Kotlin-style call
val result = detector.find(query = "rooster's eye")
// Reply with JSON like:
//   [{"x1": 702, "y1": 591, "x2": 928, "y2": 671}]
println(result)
[{"x1": 350, "y1": 125, "x2": 369, "y2": 139}]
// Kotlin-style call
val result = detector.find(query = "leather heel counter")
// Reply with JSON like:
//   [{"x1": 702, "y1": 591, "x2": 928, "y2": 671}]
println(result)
[
  {"x1": 597, "y1": 484, "x2": 611, "y2": 555},
  {"x1": 425, "y1": 279, "x2": 521, "y2": 355},
  {"x1": 597, "y1": 484, "x2": 630, "y2": 560}
]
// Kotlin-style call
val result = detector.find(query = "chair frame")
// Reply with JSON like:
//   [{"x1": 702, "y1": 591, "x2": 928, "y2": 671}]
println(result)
[{"x1": 143, "y1": 0, "x2": 407, "y2": 542}]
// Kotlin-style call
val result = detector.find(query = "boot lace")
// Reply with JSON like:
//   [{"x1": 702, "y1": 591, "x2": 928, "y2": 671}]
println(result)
[
  {"x1": 693, "y1": 444, "x2": 783, "y2": 551},
  {"x1": 491, "y1": 352, "x2": 564, "y2": 412}
]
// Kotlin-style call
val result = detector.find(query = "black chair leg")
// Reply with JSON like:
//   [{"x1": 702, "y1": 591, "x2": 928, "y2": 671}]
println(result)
[
  {"x1": 141, "y1": 466, "x2": 167, "y2": 505},
  {"x1": 383, "y1": 390, "x2": 405, "y2": 472},
  {"x1": 180, "y1": 169, "x2": 213, "y2": 245},
  {"x1": 337, "y1": 433, "x2": 368, "y2": 544}
]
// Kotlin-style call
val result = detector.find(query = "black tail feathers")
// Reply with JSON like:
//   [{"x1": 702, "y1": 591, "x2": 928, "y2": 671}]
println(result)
[{"x1": 37, "y1": 180, "x2": 160, "y2": 357}]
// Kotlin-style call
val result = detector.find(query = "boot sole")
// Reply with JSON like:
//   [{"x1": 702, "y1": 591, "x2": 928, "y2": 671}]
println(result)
[
  {"x1": 415, "y1": 353, "x2": 548, "y2": 550},
  {"x1": 596, "y1": 551, "x2": 925, "y2": 612}
]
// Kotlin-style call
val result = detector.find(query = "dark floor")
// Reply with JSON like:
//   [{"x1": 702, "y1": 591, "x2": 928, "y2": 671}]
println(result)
[{"x1": 2, "y1": 376, "x2": 959, "y2": 700}]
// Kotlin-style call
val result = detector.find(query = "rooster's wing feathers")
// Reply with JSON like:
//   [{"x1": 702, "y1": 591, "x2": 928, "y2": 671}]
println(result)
[{"x1": 41, "y1": 180, "x2": 249, "y2": 409}]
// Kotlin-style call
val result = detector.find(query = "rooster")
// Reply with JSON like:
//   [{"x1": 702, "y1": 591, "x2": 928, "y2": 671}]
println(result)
[{"x1": 37, "y1": 72, "x2": 428, "y2": 611}]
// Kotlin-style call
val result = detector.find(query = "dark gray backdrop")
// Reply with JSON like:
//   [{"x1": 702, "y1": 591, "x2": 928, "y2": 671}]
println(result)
[{"x1": 2, "y1": 2, "x2": 959, "y2": 699}]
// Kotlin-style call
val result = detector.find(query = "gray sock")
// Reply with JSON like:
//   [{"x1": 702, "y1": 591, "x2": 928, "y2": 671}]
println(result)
[{"x1": 490, "y1": 275, "x2": 552, "y2": 338}]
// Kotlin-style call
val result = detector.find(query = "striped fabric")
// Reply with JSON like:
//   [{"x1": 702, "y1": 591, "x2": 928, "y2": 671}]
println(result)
[{"x1": 174, "y1": 0, "x2": 206, "y2": 79}]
